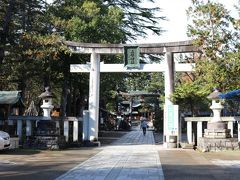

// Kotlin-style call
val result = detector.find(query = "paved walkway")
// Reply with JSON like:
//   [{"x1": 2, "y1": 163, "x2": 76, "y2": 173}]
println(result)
[
  {"x1": 56, "y1": 130, "x2": 164, "y2": 180},
  {"x1": 1, "y1": 130, "x2": 240, "y2": 180}
]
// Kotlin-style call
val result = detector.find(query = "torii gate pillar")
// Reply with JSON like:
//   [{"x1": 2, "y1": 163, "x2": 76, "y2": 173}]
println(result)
[
  {"x1": 164, "y1": 51, "x2": 174, "y2": 106},
  {"x1": 88, "y1": 52, "x2": 100, "y2": 141},
  {"x1": 164, "y1": 51, "x2": 176, "y2": 147}
]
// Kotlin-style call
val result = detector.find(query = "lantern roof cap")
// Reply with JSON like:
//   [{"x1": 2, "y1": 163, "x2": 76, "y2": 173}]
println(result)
[
  {"x1": 207, "y1": 89, "x2": 221, "y2": 100},
  {"x1": 39, "y1": 87, "x2": 53, "y2": 99}
]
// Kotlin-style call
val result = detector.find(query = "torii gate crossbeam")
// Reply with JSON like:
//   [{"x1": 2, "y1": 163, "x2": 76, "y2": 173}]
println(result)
[{"x1": 70, "y1": 63, "x2": 194, "y2": 73}]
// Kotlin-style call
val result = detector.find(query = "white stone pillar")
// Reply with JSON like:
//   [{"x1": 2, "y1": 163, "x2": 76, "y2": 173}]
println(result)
[
  {"x1": 26, "y1": 119, "x2": 32, "y2": 137},
  {"x1": 178, "y1": 115, "x2": 182, "y2": 146},
  {"x1": 228, "y1": 121, "x2": 234, "y2": 138},
  {"x1": 164, "y1": 50, "x2": 174, "y2": 106},
  {"x1": 197, "y1": 121, "x2": 203, "y2": 139},
  {"x1": 64, "y1": 121, "x2": 69, "y2": 142},
  {"x1": 73, "y1": 120, "x2": 78, "y2": 142},
  {"x1": 164, "y1": 49, "x2": 174, "y2": 146},
  {"x1": 56, "y1": 121, "x2": 60, "y2": 132},
  {"x1": 83, "y1": 110, "x2": 89, "y2": 141},
  {"x1": 17, "y1": 119, "x2": 22, "y2": 138},
  {"x1": 187, "y1": 121, "x2": 192, "y2": 144},
  {"x1": 88, "y1": 52, "x2": 100, "y2": 141}
]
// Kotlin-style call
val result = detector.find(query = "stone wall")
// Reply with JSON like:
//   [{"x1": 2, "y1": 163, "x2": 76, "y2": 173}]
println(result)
[{"x1": 198, "y1": 137, "x2": 240, "y2": 152}]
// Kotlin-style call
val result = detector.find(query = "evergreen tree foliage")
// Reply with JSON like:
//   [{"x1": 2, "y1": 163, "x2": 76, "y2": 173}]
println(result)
[
  {"x1": 0, "y1": 0, "x2": 64, "y2": 104},
  {"x1": 187, "y1": 0, "x2": 239, "y2": 60},
  {"x1": 173, "y1": 0, "x2": 240, "y2": 115}
]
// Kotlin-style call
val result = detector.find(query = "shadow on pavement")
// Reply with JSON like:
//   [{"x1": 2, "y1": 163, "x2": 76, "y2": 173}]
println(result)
[{"x1": 0, "y1": 148, "x2": 41, "y2": 155}]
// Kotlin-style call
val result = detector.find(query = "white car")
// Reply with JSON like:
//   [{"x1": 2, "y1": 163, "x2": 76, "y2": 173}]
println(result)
[{"x1": 0, "y1": 131, "x2": 10, "y2": 150}]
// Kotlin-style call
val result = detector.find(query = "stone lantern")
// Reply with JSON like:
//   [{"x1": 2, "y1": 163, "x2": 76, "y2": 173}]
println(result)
[
  {"x1": 39, "y1": 87, "x2": 54, "y2": 119},
  {"x1": 204, "y1": 89, "x2": 230, "y2": 138},
  {"x1": 31, "y1": 87, "x2": 65, "y2": 149}
]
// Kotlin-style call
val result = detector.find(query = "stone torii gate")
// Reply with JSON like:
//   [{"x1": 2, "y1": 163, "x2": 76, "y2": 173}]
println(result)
[{"x1": 65, "y1": 40, "x2": 198, "y2": 146}]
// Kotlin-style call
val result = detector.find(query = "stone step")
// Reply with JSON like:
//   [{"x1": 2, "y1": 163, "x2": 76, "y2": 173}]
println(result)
[{"x1": 180, "y1": 142, "x2": 194, "y2": 149}]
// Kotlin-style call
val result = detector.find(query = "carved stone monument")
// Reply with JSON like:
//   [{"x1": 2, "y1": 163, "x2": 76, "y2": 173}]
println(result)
[
  {"x1": 34, "y1": 87, "x2": 65, "y2": 149},
  {"x1": 198, "y1": 89, "x2": 239, "y2": 151},
  {"x1": 204, "y1": 89, "x2": 231, "y2": 138}
]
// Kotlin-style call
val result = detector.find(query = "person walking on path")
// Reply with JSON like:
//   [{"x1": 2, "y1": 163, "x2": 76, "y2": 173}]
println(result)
[{"x1": 140, "y1": 117, "x2": 148, "y2": 136}]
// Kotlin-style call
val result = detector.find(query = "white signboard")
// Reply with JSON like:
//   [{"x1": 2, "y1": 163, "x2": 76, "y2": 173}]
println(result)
[{"x1": 164, "y1": 104, "x2": 179, "y2": 136}]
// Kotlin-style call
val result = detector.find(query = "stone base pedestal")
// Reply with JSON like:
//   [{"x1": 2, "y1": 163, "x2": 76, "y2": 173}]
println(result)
[
  {"x1": 83, "y1": 140, "x2": 101, "y2": 147},
  {"x1": 167, "y1": 142, "x2": 177, "y2": 148},
  {"x1": 204, "y1": 129, "x2": 231, "y2": 138},
  {"x1": 27, "y1": 120, "x2": 66, "y2": 149},
  {"x1": 36, "y1": 120, "x2": 59, "y2": 136},
  {"x1": 10, "y1": 137, "x2": 19, "y2": 149},
  {"x1": 32, "y1": 136, "x2": 66, "y2": 149},
  {"x1": 204, "y1": 122, "x2": 231, "y2": 138},
  {"x1": 163, "y1": 135, "x2": 177, "y2": 148},
  {"x1": 207, "y1": 122, "x2": 227, "y2": 129},
  {"x1": 198, "y1": 137, "x2": 239, "y2": 152}
]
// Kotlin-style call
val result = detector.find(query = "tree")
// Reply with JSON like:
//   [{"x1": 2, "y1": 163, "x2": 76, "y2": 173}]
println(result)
[
  {"x1": 172, "y1": 0, "x2": 240, "y2": 115},
  {"x1": 1, "y1": 0, "x2": 165, "y2": 117},
  {"x1": 0, "y1": 0, "x2": 68, "y2": 108},
  {"x1": 48, "y1": 0, "x2": 165, "y2": 116},
  {"x1": 106, "y1": 0, "x2": 165, "y2": 41},
  {"x1": 172, "y1": 81, "x2": 210, "y2": 116},
  {"x1": 187, "y1": 0, "x2": 239, "y2": 60},
  {"x1": 0, "y1": 0, "x2": 15, "y2": 64},
  {"x1": 186, "y1": 0, "x2": 240, "y2": 92}
]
